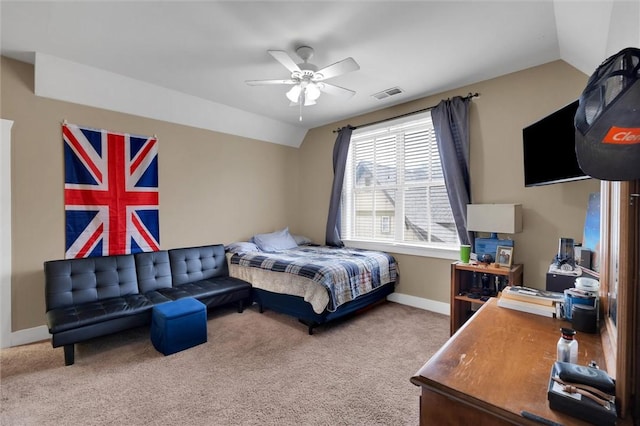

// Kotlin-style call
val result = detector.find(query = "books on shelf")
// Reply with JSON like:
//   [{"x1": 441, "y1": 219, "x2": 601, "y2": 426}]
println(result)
[
  {"x1": 501, "y1": 286, "x2": 564, "y2": 307},
  {"x1": 498, "y1": 286, "x2": 564, "y2": 318},
  {"x1": 497, "y1": 297, "x2": 557, "y2": 318}
]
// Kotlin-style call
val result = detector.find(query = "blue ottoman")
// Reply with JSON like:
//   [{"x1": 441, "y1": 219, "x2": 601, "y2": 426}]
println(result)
[{"x1": 151, "y1": 298, "x2": 207, "y2": 355}]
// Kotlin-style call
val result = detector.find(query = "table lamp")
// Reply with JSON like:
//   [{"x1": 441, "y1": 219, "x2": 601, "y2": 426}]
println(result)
[{"x1": 467, "y1": 204, "x2": 523, "y2": 263}]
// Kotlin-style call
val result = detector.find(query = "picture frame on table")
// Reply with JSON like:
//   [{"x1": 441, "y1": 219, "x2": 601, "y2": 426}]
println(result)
[{"x1": 496, "y1": 246, "x2": 513, "y2": 268}]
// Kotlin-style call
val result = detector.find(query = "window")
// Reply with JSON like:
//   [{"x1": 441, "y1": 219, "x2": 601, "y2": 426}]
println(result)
[
  {"x1": 380, "y1": 215, "x2": 391, "y2": 234},
  {"x1": 340, "y1": 112, "x2": 459, "y2": 255}
]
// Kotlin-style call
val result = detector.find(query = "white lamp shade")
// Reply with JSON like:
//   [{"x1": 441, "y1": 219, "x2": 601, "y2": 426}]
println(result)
[{"x1": 467, "y1": 204, "x2": 523, "y2": 234}]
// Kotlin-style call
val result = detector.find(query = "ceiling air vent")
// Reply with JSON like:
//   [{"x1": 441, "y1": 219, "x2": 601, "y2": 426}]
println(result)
[{"x1": 372, "y1": 87, "x2": 404, "y2": 100}]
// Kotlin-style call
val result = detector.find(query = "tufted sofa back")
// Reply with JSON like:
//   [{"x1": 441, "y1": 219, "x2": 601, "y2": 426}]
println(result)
[
  {"x1": 168, "y1": 244, "x2": 228, "y2": 286},
  {"x1": 45, "y1": 254, "x2": 139, "y2": 311},
  {"x1": 134, "y1": 250, "x2": 173, "y2": 293}
]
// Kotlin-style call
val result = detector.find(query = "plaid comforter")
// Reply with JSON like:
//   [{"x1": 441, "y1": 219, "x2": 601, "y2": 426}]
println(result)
[{"x1": 229, "y1": 246, "x2": 397, "y2": 311}]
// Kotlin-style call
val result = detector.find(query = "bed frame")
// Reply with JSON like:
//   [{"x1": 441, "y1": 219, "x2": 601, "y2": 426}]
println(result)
[{"x1": 251, "y1": 282, "x2": 396, "y2": 335}]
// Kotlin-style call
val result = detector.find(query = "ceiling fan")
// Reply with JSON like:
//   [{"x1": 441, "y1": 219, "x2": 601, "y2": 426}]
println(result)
[{"x1": 246, "y1": 46, "x2": 360, "y2": 120}]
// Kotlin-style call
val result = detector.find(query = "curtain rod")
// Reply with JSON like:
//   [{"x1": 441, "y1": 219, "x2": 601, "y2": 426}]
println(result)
[{"x1": 333, "y1": 92, "x2": 479, "y2": 133}]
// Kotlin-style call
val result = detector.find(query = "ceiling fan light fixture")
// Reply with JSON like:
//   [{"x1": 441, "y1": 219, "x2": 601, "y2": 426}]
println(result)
[
  {"x1": 248, "y1": 46, "x2": 360, "y2": 118},
  {"x1": 305, "y1": 83, "x2": 321, "y2": 101},
  {"x1": 286, "y1": 85, "x2": 302, "y2": 103}
]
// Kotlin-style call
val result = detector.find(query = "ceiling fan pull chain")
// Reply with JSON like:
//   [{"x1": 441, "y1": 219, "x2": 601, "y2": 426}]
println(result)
[{"x1": 299, "y1": 91, "x2": 304, "y2": 121}]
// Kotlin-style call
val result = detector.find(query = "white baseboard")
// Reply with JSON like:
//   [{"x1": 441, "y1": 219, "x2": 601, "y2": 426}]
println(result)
[
  {"x1": 6, "y1": 325, "x2": 49, "y2": 347},
  {"x1": 4, "y1": 295, "x2": 446, "y2": 348},
  {"x1": 387, "y1": 293, "x2": 450, "y2": 316}
]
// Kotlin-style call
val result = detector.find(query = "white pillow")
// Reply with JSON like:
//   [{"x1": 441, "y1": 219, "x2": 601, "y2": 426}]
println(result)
[
  {"x1": 292, "y1": 234, "x2": 313, "y2": 245},
  {"x1": 225, "y1": 242, "x2": 260, "y2": 254},
  {"x1": 253, "y1": 228, "x2": 298, "y2": 252}
]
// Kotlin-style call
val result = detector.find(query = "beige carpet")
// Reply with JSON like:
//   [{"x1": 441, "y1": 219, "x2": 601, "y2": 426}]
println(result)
[{"x1": 0, "y1": 302, "x2": 449, "y2": 425}]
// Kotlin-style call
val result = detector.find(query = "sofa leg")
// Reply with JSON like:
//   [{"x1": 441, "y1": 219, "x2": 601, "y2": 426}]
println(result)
[
  {"x1": 237, "y1": 300, "x2": 244, "y2": 313},
  {"x1": 64, "y1": 344, "x2": 75, "y2": 366}
]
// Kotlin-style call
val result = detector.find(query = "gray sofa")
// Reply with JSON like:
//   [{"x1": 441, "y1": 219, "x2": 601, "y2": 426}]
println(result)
[{"x1": 44, "y1": 244, "x2": 251, "y2": 365}]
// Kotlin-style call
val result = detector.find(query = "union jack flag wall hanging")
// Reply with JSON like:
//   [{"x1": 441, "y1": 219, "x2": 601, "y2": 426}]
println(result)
[{"x1": 63, "y1": 123, "x2": 160, "y2": 258}]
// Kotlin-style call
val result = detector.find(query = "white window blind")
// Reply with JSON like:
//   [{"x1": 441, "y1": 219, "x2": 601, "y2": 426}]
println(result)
[{"x1": 341, "y1": 112, "x2": 459, "y2": 250}]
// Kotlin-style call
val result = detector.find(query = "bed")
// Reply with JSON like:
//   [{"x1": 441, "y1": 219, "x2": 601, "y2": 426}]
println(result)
[{"x1": 226, "y1": 243, "x2": 398, "y2": 334}]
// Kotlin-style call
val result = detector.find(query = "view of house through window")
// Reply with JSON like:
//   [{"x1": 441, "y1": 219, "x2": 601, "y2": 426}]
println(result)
[{"x1": 340, "y1": 112, "x2": 459, "y2": 249}]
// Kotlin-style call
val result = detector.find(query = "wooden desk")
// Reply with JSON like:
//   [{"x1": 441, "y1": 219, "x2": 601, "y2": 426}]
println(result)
[{"x1": 411, "y1": 298, "x2": 621, "y2": 425}]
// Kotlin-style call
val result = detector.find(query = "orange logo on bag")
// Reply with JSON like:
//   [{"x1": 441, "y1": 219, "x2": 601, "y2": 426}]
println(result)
[{"x1": 603, "y1": 127, "x2": 640, "y2": 144}]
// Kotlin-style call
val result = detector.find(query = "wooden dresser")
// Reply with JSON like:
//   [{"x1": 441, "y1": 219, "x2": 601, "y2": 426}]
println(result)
[{"x1": 411, "y1": 298, "x2": 628, "y2": 425}]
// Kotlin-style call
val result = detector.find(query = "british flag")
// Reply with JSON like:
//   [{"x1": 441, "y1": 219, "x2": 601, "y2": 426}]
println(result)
[{"x1": 63, "y1": 123, "x2": 159, "y2": 258}]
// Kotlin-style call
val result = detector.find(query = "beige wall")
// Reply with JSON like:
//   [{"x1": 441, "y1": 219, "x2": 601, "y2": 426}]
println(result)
[
  {"x1": 3, "y1": 56, "x2": 600, "y2": 332},
  {"x1": 2, "y1": 57, "x2": 299, "y2": 331},
  {"x1": 297, "y1": 60, "x2": 599, "y2": 302}
]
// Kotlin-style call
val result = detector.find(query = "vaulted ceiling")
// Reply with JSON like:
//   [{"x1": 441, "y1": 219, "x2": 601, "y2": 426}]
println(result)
[{"x1": 1, "y1": 1, "x2": 638, "y2": 147}]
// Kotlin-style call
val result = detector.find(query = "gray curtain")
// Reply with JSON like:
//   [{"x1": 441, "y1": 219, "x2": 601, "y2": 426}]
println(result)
[
  {"x1": 431, "y1": 96, "x2": 473, "y2": 246},
  {"x1": 325, "y1": 126, "x2": 354, "y2": 247}
]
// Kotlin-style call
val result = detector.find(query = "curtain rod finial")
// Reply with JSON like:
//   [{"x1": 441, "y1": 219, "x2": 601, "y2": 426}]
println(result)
[{"x1": 333, "y1": 124, "x2": 355, "y2": 133}]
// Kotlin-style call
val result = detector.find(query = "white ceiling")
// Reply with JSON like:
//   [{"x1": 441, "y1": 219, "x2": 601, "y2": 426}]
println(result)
[{"x1": 1, "y1": 1, "x2": 638, "y2": 146}]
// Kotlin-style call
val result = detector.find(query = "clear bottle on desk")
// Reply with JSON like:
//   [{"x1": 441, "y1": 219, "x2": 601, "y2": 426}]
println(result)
[{"x1": 557, "y1": 327, "x2": 578, "y2": 363}]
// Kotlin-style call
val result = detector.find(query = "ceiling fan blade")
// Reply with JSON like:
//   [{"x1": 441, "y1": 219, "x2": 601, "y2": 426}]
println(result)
[
  {"x1": 318, "y1": 82, "x2": 356, "y2": 98},
  {"x1": 245, "y1": 79, "x2": 297, "y2": 86},
  {"x1": 314, "y1": 57, "x2": 360, "y2": 81},
  {"x1": 268, "y1": 50, "x2": 301, "y2": 73}
]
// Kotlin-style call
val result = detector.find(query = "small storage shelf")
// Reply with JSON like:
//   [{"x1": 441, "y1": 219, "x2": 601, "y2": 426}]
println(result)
[{"x1": 450, "y1": 262, "x2": 523, "y2": 335}]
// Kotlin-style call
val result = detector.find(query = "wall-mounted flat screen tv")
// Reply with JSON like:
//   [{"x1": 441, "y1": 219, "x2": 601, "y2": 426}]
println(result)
[{"x1": 523, "y1": 100, "x2": 590, "y2": 187}]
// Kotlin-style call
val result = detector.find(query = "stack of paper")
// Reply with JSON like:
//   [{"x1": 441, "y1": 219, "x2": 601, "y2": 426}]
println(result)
[{"x1": 498, "y1": 286, "x2": 564, "y2": 317}]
